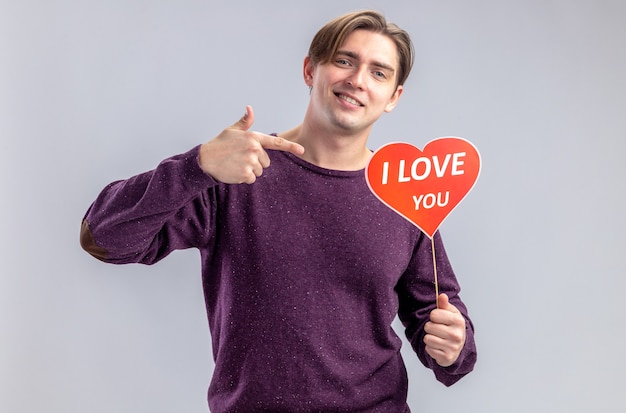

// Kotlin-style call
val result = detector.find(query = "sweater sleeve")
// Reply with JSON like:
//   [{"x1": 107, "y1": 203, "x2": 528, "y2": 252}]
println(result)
[
  {"x1": 80, "y1": 145, "x2": 218, "y2": 265},
  {"x1": 395, "y1": 231, "x2": 477, "y2": 386}
]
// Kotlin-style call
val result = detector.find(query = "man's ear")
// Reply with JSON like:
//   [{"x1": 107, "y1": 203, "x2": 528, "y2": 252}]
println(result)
[
  {"x1": 384, "y1": 85, "x2": 404, "y2": 113},
  {"x1": 303, "y1": 56, "x2": 315, "y2": 87}
]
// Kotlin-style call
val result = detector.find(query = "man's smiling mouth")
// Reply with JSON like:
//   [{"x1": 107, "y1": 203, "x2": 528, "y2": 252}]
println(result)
[{"x1": 335, "y1": 93, "x2": 364, "y2": 107}]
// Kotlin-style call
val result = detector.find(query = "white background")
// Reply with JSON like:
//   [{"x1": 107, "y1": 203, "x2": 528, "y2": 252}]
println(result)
[{"x1": 2, "y1": 1, "x2": 625, "y2": 412}]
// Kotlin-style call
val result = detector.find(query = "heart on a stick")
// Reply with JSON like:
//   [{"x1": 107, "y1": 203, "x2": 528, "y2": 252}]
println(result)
[{"x1": 366, "y1": 137, "x2": 481, "y2": 238}]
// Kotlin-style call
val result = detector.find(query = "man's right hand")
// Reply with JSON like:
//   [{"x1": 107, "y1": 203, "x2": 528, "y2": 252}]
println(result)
[{"x1": 199, "y1": 105, "x2": 305, "y2": 184}]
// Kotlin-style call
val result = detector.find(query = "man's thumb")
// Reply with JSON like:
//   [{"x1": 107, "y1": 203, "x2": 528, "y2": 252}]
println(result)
[
  {"x1": 437, "y1": 293, "x2": 460, "y2": 313},
  {"x1": 437, "y1": 293, "x2": 450, "y2": 309},
  {"x1": 232, "y1": 105, "x2": 254, "y2": 130}
]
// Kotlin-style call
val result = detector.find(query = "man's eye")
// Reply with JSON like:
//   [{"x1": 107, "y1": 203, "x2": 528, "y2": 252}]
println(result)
[
  {"x1": 337, "y1": 59, "x2": 350, "y2": 65},
  {"x1": 374, "y1": 71, "x2": 386, "y2": 78}
]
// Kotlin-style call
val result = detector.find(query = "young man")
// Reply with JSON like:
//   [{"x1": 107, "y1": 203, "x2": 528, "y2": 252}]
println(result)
[{"x1": 81, "y1": 10, "x2": 476, "y2": 413}]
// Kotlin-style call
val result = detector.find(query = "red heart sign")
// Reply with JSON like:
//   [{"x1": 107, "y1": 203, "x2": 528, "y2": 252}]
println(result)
[{"x1": 366, "y1": 137, "x2": 481, "y2": 238}]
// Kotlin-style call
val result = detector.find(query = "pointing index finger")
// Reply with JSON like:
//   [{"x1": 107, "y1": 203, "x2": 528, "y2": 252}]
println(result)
[{"x1": 258, "y1": 134, "x2": 305, "y2": 156}]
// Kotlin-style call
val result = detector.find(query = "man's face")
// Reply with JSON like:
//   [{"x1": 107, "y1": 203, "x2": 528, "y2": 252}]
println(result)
[{"x1": 304, "y1": 29, "x2": 403, "y2": 135}]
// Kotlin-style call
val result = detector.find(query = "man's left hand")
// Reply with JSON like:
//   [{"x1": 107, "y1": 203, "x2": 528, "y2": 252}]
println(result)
[{"x1": 423, "y1": 293, "x2": 467, "y2": 367}]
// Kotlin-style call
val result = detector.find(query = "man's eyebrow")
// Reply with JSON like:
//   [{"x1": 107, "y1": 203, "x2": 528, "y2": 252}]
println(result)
[{"x1": 335, "y1": 50, "x2": 396, "y2": 73}]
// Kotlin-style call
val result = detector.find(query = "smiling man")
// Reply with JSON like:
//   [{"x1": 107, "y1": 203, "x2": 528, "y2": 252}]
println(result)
[
  {"x1": 289, "y1": 29, "x2": 403, "y2": 170},
  {"x1": 81, "y1": 10, "x2": 476, "y2": 413}
]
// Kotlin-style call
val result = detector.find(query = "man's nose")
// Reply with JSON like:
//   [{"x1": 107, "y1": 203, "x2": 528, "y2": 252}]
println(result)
[{"x1": 346, "y1": 66, "x2": 367, "y2": 89}]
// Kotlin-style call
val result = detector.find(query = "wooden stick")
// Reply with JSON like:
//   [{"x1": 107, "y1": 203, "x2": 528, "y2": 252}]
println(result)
[{"x1": 431, "y1": 236, "x2": 439, "y2": 309}]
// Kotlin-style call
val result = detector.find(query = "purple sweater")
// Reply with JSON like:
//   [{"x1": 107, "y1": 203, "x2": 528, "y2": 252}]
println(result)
[{"x1": 81, "y1": 145, "x2": 477, "y2": 412}]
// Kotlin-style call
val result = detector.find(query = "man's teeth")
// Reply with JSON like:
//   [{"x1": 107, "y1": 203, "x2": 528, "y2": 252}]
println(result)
[{"x1": 339, "y1": 94, "x2": 360, "y2": 106}]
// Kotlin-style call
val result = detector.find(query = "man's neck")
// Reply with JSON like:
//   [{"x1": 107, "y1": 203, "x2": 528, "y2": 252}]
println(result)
[{"x1": 279, "y1": 123, "x2": 372, "y2": 171}]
